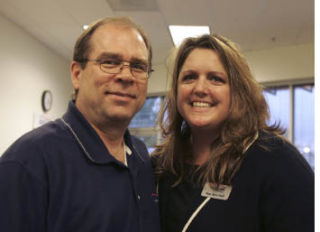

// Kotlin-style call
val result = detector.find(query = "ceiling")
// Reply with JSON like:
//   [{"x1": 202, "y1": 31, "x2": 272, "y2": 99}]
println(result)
[{"x1": 0, "y1": 0, "x2": 314, "y2": 65}]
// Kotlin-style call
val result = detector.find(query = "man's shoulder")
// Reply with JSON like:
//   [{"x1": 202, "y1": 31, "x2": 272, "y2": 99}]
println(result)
[
  {"x1": 18, "y1": 119, "x2": 67, "y2": 144},
  {"x1": 0, "y1": 119, "x2": 70, "y2": 185},
  {"x1": 1, "y1": 119, "x2": 68, "y2": 162}
]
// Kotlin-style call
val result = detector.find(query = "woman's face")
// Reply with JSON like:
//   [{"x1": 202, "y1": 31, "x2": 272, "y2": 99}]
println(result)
[{"x1": 177, "y1": 48, "x2": 231, "y2": 134}]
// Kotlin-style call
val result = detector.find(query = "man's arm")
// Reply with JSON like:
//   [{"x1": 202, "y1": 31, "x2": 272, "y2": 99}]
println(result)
[{"x1": 0, "y1": 161, "x2": 48, "y2": 232}]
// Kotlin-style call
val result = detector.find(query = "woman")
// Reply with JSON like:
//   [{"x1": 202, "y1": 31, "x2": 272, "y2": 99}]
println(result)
[{"x1": 152, "y1": 34, "x2": 314, "y2": 232}]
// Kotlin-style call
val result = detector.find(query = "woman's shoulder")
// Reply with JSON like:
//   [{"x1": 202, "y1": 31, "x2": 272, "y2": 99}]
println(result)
[
  {"x1": 254, "y1": 132, "x2": 298, "y2": 157},
  {"x1": 245, "y1": 131, "x2": 313, "y2": 177}
]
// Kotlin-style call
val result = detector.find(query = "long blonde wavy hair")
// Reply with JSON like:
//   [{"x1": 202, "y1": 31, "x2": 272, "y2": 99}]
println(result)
[{"x1": 152, "y1": 34, "x2": 282, "y2": 186}]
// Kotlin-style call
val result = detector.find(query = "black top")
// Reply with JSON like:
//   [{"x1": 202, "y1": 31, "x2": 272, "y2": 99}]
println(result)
[
  {"x1": 157, "y1": 133, "x2": 314, "y2": 232},
  {"x1": 165, "y1": 165, "x2": 201, "y2": 232},
  {"x1": 0, "y1": 101, "x2": 161, "y2": 232}
]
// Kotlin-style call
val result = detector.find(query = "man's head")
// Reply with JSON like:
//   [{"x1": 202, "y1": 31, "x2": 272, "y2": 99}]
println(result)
[
  {"x1": 73, "y1": 17, "x2": 152, "y2": 70},
  {"x1": 71, "y1": 17, "x2": 152, "y2": 128}
]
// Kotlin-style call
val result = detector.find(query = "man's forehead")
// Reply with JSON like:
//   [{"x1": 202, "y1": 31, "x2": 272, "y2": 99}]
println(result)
[
  {"x1": 94, "y1": 23, "x2": 144, "y2": 43},
  {"x1": 90, "y1": 23, "x2": 148, "y2": 59}
]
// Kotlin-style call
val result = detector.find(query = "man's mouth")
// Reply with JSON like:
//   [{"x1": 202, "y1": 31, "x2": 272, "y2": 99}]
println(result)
[{"x1": 105, "y1": 91, "x2": 136, "y2": 99}]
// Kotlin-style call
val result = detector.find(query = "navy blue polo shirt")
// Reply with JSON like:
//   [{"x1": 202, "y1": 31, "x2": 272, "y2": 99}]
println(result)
[{"x1": 0, "y1": 101, "x2": 161, "y2": 232}]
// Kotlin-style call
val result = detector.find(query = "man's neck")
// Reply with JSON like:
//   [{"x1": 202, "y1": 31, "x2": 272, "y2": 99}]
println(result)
[
  {"x1": 91, "y1": 121, "x2": 128, "y2": 164},
  {"x1": 74, "y1": 101, "x2": 131, "y2": 163}
]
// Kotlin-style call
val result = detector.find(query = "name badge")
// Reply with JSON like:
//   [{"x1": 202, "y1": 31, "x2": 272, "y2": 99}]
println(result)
[{"x1": 201, "y1": 182, "x2": 232, "y2": 200}]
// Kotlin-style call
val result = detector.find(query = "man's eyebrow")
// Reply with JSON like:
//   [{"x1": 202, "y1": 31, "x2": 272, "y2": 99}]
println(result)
[
  {"x1": 96, "y1": 52, "x2": 122, "y2": 60},
  {"x1": 96, "y1": 52, "x2": 148, "y2": 65},
  {"x1": 130, "y1": 58, "x2": 148, "y2": 65}
]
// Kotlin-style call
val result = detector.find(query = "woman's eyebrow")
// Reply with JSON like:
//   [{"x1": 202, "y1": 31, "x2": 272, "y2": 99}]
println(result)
[
  {"x1": 208, "y1": 71, "x2": 227, "y2": 78},
  {"x1": 180, "y1": 70, "x2": 197, "y2": 75}
]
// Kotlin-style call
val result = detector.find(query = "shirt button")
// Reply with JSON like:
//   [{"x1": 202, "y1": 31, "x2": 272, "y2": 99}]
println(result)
[{"x1": 137, "y1": 195, "x2": 141, "y2": 200}]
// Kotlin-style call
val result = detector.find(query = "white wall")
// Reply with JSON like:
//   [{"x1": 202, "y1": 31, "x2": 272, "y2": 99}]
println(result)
[
  {"x1": 0, "y1": 15, "x2": 73, "y2": 154},
  {"x1": 245, "y1": 43, "x2": 314, "y2": 83},
  {"x1": 147, "y1": 63, "x2": 171, "y2": 94},
  {"x1": 148, "y1": 43, "x2": 314, "y2": 93}
]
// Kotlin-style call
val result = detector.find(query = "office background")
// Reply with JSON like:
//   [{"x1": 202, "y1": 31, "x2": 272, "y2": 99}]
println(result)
[{"x1": 0, "y1": 0, "x2": 314, "y2": 167}]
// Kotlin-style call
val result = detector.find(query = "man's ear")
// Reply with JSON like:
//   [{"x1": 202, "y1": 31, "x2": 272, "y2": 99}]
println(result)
[{"x1": 71, "y1": 61, "x2": 83, "y2": 91}]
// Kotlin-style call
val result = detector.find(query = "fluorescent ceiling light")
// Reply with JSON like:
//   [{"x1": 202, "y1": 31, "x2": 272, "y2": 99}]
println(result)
[{"x1": 169, "y1": 25, "x2": 210, "y2": 47}]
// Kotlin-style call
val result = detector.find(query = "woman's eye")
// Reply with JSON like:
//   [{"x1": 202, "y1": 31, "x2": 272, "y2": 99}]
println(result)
[
  {"x1": 182, "y1": 74, "x2": 197, "y2": 81},
  {"x1": 209, "y1": 75, "x2": 225, "y2": 83}
]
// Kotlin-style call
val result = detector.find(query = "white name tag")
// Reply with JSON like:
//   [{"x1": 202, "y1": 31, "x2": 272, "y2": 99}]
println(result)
[{"x1": 201, "y1": 182, "x2": 232, "y2": 200}]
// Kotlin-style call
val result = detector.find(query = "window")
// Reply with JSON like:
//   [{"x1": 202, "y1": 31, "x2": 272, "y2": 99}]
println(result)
[
  {"x1": 263, "y1": 82, "x2": 314, "y2": 169},
  {"x1": 129, "y1": 96, "x2": 164, "y2": 153},
  {"x1": 129, "y1": 96, "x2": 162, "y2": 128},
  {"x1": 293, "y1": 85, "x2": 314, "y2": 168},
  {"x1": 263, "y1": 86, "x2": 290, "y2": 137}
]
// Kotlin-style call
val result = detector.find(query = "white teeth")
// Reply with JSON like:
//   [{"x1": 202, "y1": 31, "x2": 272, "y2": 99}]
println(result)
[{"x1": 193, "y1": 102, "x2": 210, "y2": 107}]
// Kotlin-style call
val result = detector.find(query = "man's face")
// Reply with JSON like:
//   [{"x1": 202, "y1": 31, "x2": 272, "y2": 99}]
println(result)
[{"x1": 71, "y1": 23, "x2": 149, "y2": 128}]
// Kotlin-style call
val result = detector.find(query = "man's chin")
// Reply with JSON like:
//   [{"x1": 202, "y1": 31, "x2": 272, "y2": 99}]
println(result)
[{"x1": 105, "y1": 112, "x2": 133, "y2": 124}]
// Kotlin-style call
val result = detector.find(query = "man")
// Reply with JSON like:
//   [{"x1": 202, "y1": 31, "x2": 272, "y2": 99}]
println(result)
[{"x1": 0, "y1": 17, "x2": 161, "y2": 232}]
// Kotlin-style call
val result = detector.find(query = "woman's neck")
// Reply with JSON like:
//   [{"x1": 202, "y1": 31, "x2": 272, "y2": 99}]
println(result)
[{"x1": 191, "y1": 130, "x2": 218, "y2": 165}]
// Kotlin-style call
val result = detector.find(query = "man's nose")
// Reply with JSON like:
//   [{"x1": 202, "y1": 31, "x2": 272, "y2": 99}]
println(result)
[{"x1": 117, "y1": 63, "x2": 134, "y2": 81}]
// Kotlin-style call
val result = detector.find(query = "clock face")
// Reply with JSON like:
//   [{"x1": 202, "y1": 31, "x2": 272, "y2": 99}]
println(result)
[{"x1": 42, "y1": 90, "x2": 52, "y2": 112}]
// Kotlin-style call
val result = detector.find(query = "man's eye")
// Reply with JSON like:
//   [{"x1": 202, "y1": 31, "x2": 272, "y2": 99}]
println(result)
[
  {"x1": 101, "y1": 59, "x2": 120, "y2": 66},
  {"x1": 131, "y1": 63, "x2": 147, "y2": 72}
]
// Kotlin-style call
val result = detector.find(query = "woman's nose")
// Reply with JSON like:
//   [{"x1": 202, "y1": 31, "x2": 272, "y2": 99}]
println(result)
[{"x1": 193, "y1": 77, "x2": 208, "y2": 96}]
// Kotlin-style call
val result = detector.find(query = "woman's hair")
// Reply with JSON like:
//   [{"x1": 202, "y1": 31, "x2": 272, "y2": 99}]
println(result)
[{"x1": 153, "y1": 34, "x2": 282, "y2": 186}]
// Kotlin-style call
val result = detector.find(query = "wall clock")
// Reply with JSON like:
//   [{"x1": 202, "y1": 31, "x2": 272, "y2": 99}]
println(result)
[{"x1": 41, "y1": 90, "x2": 53, "y2": 112}]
